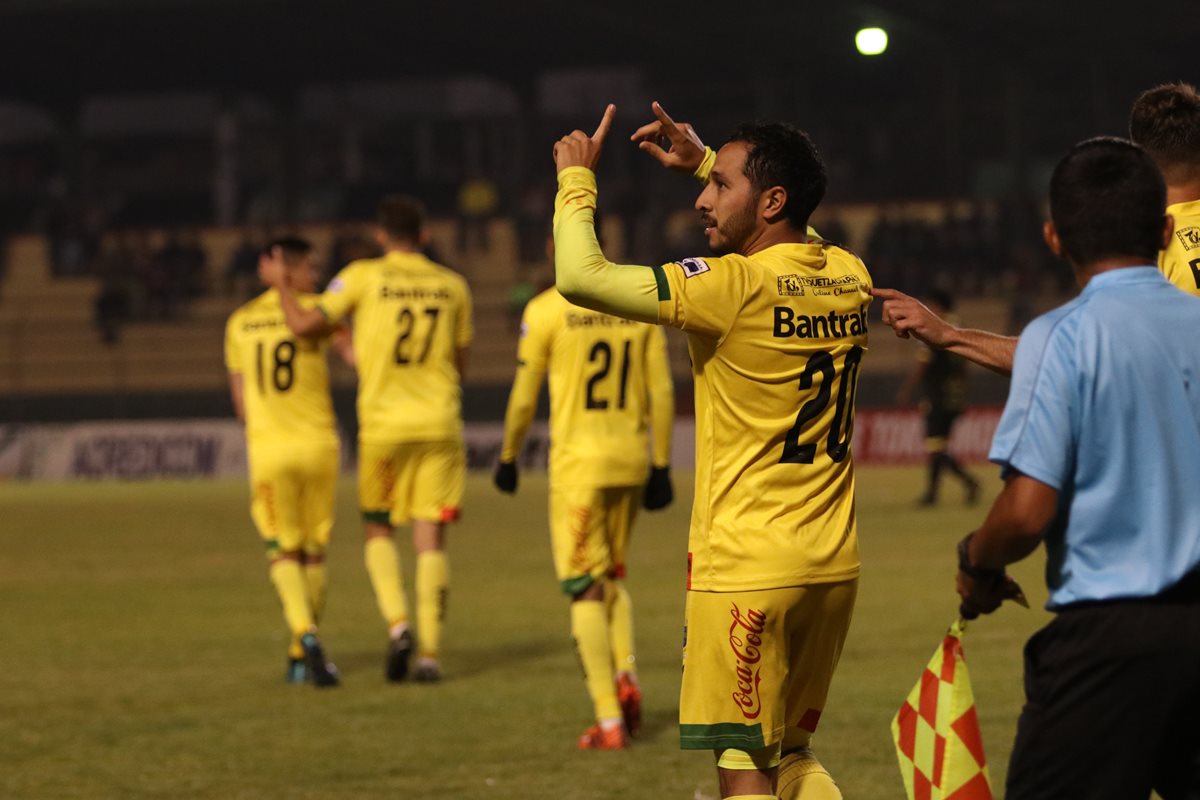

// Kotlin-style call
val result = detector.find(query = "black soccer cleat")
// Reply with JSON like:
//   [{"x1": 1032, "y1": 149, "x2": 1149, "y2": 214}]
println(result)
[
  {"x1": 412, "y1": 657, "x2": 442, "y2": 683},
  {"x1": 386, "y1": 628, "x2": 414, "y2": 682},
  {"x1": 300, "y1": 633, "x2": 341, "y2": 688},
  {"x1": 286, "y1": 657, "x2": 308, "y2": 685}
]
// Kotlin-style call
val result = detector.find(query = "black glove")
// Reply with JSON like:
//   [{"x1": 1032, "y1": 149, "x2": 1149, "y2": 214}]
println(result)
[
  {"x1": 493, "y1": 460, "x2": 519, "y2": 494},
  {"x1": 642, "y1": 466, "x2": 673, "y2": 510}
]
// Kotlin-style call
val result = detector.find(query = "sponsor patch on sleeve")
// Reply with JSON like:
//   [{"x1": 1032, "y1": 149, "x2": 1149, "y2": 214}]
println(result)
[
  {"x1": 518, "y1": 322, "x2": 528, "y2": 339},
  {"x1": 677, "y1": 257, "x2": 711, "y2": 278},
  {"x1": 327, "y1": 278, "x2": 345, "y2": 293}
]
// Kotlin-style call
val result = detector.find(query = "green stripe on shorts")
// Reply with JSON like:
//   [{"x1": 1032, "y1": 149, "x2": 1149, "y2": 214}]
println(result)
[
  {"x1": 560, "y1": 574, "x2": 595, "y2": 597},
  {"x1": 679, "y1": 722, "x2": 766, "y2": 750}
]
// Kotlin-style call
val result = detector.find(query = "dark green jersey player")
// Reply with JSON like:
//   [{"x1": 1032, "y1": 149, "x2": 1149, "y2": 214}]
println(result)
[{"x1": 896, "y1": 290, "x2": 980, "y2": 506}]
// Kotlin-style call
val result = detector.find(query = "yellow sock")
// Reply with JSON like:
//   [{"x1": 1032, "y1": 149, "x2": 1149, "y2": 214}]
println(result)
[
  {"x1": 725, "y1": 795, "x2": 777, "y2": 800},
  {"x1": 287, "y1": 635, "x2": 304, "y2": 660},
  {"x1": 570, "y1": 599, "x2": 621, "y2": 722},
  {"x1": 364, "y1": 536, "x2": 408, "y2": 628},
  {"x1": 416, "y1": 550, "x2": 449, "y2": 659},
  {"x1": 606, "y1": 580, "x2": 636, "y2": 675},
  {"x1": 269, "y1": 559, "x2": 315, "y2": 638},
  {"x1": 778, "y1": 748, "x2": 841, "y2": 800},
  {"x1": 304, "y1": 557, "x2": 327, "y2": 624}
]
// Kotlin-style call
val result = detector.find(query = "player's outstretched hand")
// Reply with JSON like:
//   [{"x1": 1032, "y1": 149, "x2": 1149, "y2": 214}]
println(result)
[
  {"x1": 870, "y1": 287, "x2": 956, "y2": 349},
  {"x1": 493, "y1": 460, "x2": 519, "y2": 494},
  {"x1": 642, "y1": 466, "x2": 673, "y2": 510},
  {"x1": 554, "y1": 104, "x2": 616, "y2": 173},
  {"x1": 631, "y1": 101, "x2": 706, "y2": 174}
]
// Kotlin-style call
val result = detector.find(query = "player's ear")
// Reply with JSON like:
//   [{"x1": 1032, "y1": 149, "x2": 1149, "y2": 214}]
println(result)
[
  {"x1": 1162, "y1": 213, "x2": 1176, "y2": 250},
  {"x1": 1042, "y1": 221, "x2": 1063, "y2": 259},
  {"x1": 760, "y1": 186, "x2": 788, "y2": 224},
  {"x1": 419, "y1": 229, "x2": 431, "y2": 248}
]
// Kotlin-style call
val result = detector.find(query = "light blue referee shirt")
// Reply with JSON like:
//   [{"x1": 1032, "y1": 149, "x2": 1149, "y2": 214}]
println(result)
[{"x1": 990, "y1": 267, "x2": 1200, "y2": 609}]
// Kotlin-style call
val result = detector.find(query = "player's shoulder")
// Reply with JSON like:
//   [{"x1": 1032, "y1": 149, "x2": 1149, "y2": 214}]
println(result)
[
  {"x1": 1013, "y1": 299, "x2": 1087, "y2": 374},
  {"x1": 228, "y1": 290, "x2": 273, "y2": 325},
  {"x1": 422, "y1": 256, "x2": 472, "y2": 294}
]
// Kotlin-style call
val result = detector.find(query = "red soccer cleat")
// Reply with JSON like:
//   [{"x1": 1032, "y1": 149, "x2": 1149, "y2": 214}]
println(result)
[
  {"x1": 616, "y1": 673, "x2": 642, "y2": 737},
  {"x1": 577, "y1": 723, "x2": 627, "y2": 751}
]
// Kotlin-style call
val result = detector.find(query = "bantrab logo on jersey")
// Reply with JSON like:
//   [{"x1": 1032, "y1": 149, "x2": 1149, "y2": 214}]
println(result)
[
  {"x1": 678, "y1": 258, "x2": 711, "y2": 278},
  {"x1": 1177, "y1": 227, "x2": 1200, "y2": 252},
  {"x1": 778, "y1": 275, "x2": 805, "y2": 296}
]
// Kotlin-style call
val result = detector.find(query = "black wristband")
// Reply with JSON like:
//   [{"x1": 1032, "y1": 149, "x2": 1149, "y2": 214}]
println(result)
[{"x1": 957, "y1": 532, "x2": 1005, "y2": 581}]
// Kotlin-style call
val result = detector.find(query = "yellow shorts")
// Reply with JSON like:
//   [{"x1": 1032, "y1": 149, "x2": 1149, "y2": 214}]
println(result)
[
  {"x1": 679, "y1": 579, "x2": 857, "y2": 752},
  {"x1": 247, "y1": 441, "x2": 339, "y2": 559},
  {"x1": 358, "y1": 439, "x2": 465, "y2": 526},
  {"x1": 549, "y1": 484, "x2": 640, "y2": 595}
]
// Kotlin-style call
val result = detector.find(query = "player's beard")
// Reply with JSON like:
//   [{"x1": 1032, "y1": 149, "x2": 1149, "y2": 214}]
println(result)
[{"x1": 705, "y1": 199, "x2": 758, "y2": 256}]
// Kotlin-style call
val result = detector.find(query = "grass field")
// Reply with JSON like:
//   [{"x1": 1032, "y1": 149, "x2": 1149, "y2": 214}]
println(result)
[{"x1": 1, "y1": 467, "x2": 1052, "y2": 799}]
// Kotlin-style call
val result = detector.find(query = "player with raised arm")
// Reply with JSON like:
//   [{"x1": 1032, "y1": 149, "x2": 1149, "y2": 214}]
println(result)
[
  {"x1": 263, "y1": 196, "x2": 473, "y2": 683},
  {"x1": 493, "y1": 223, "x2": 675, "y2": 749},
  {"x1": 874, "y1": 81, "x2": 1200, "y2": 374},
  {"x1": 224, "y1": 236, "x2": 340, "y2": 688},
  {"x1": 553, "y1": 103, "x2": 869, "y2": 800}
]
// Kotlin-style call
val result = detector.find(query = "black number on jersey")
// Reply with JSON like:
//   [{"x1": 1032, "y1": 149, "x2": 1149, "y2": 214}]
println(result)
[
  {"x1": 256, "y1": 340, "x2": 296, "y2": 393},
  {"x1": 394, "y1": 306, "x2": 442, "y2": 364},
  {"x1": 780, "y1": 345, "x2": 863, "y2": 464},
  {"x1": 1190, "y1": 258, "x2": 1200, "y2": 290},
  {"x1": 585, "y1": 339, "x2": 633, "y2": 410}
]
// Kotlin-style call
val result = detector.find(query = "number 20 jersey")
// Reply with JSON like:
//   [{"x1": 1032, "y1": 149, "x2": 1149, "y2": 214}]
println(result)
[
  {"x1": 224, "y1": 289, "x2": 338, "y2": 447},
  {"x1": 318, "y1": 252, "x2": 473, "y2": 445},
  {"x1": 655, "y1": 243, "x2": 871, "y2": 592}
]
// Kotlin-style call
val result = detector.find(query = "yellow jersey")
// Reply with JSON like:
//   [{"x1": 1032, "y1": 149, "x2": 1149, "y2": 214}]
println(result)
[
  {"x1": 1163, "y1": 199, "x2": 1200, "y2": 296},
  {"x1": 654, "y1": 245, "x2": 871, "y2": 592},
  {"x1": 500, "y1": 288, "x2": 674, "y2": 488},
  {"x1": 224, "y1": 289, "x2": 338, "y2": 447},
  {"x1": 318, "y1": 251, "x2": 472, "y2": 445}
]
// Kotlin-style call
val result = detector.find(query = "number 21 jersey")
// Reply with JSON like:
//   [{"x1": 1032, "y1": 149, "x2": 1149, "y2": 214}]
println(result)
[
  {"x1": 654, "y1": 243, "x2": 871, "y2": 592},
  {"x1": 319, "y1": 251, "x2": 473, "y2": 445}
]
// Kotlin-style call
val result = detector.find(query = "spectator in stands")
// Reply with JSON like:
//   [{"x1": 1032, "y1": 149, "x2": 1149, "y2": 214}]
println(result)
[
  {"x1": 457, "y1": 174, "x2": 499, "y2": 253},
  {"x1": 177, "y1": 228, "x2": 208, "y2": 300},
  {"x1": 93, "y1": 237, "x2": 135, "y2": 344},
  {"x1": 225, "y1": 228, "x2": 261, "y2": 299}
]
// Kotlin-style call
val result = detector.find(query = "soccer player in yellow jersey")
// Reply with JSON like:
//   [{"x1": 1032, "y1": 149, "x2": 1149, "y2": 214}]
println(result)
[
  {"x1": 493, "y1": 253, "x2": 675, "y2": 750},
  {"x1": 224, "y1": 236, "x2": 341, "y2": 688},
  {"x1": 264, "y1": 196, "x2": 473, "y2": 683},
  {"x1": 551, "y1": 103, "x2": 869, "y2": 800},
  {"x1": 874, "y1": 82, "x2": 1200, "y2": 373}
]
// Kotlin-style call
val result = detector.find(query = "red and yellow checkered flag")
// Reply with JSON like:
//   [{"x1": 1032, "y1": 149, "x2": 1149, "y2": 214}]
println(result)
[{"x1": 892, "y1": 618, "x2": 993, "y2": 799}]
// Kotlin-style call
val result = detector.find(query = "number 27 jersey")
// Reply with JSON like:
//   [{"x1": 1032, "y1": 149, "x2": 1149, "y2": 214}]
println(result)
[
  {"x1": 318, "y1": 251, "x2": 473, "y2": 444},
  {"x1": 654, "y1": 243, "x2": 870, "y2": 592}
]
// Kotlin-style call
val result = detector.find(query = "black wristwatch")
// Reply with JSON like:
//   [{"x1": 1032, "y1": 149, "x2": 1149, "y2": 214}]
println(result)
[{"x1": 957, "y1": 532, "x2": 1005, "y2": 581}]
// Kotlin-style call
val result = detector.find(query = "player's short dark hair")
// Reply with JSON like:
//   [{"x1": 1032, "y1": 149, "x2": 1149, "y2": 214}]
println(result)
[
  {"x1": 378, "y1": 194, "x2": 425, "y2": 243},
  {"x1": 263, "y1": 235, "x2": 313, "y2": 260},
  {"x1": 1049, "y1": 137, "x2": 1165, "y2": 266},
  {"x1": 727, "y1": 122, "x2": 827, "y2": 228},
  {"x1": 1129, "y1": 83, "x2": 1200, "y2": 181}
]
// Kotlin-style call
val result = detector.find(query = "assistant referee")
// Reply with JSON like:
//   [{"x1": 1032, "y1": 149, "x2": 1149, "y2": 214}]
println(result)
[{"x1": 956, "y1": 137, "x2": 1200, "y2": 799}]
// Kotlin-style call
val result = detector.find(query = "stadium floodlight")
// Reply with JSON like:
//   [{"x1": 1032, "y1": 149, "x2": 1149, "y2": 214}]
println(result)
[{"x1": 855, "y1": 27, "x2": 888, "y2": 56}]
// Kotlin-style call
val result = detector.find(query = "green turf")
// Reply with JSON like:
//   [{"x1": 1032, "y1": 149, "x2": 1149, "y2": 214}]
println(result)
[{"x1": 0, "y1": 467, "x2": 1051, "y2": 799}]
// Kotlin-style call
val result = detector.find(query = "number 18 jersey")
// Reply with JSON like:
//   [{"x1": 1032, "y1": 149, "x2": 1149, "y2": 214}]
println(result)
[
  {"x1": 653, "y1": 243, "x2": 871, "y2": 592},
  {"x1": 318, "y1": 251, "x2": 473, "y2": 445},
  {"x1": 224, "y1": 289, "x2": 338, "y2": 447}
]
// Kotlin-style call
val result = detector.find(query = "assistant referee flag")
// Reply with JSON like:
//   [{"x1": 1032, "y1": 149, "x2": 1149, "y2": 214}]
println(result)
[{"x1": 892, "y1": 618, "x2": 992, "y2": 799}]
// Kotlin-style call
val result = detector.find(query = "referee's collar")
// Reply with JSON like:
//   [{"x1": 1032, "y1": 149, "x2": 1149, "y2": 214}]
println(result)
[{"x1": 1082, "y1": 265, "x2": 1162, "y2": 293}]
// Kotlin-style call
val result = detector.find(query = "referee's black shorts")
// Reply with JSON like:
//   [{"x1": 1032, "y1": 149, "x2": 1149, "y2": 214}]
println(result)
[
  {"x1": 925, "y1": 407, "x2": 961, "y2": 442},
  {"x1": 1006, "y1": 573, "x2": 1200, "y2": 799}
]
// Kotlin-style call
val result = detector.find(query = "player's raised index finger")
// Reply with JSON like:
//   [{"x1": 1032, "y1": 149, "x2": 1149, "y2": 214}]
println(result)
[
  {"x1": 651, "y1": 101, "x2": 681, "y2": 136},
  {"x1": 592, "y1": 104, "x2": 616, "y2": 143},
  {"x1": 869, "y1": 286, "x2": 903, "y2": 300}
]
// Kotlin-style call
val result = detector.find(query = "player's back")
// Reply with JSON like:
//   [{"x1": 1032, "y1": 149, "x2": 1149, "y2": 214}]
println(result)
[
  {"x1": 527, "y1": 288, "x2": 664, "y2": 487},
  {"x1": 224, "y1": 289, "x2": 337, "y2": 445},
  {"x1": 336, "y1": 251, "x2": 472, "y2": 444},
  {"x1": 1162, "y1": 199, "x2": 1200, "y2": 296},
  {"x1": 664, "y1": 242, "x2": 871, "y2": 591}
]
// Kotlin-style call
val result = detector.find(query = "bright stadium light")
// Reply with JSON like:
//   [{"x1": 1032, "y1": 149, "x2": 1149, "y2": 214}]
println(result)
[{"x1": 856, "y1": 27, "x2": 888, "y2": 56}]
